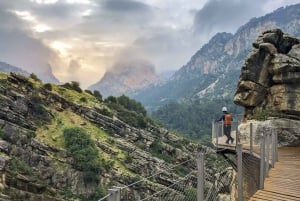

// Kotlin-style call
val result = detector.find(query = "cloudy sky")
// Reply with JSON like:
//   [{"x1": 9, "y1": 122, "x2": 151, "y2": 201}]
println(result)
[{"x1": 0, "y1": 0, "x2": 299, "y2": 88}]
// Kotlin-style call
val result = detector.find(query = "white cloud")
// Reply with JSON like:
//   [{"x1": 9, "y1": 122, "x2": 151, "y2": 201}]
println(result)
[{"x1": 1, "y1": 0, "x2": 299, "y2": 88}]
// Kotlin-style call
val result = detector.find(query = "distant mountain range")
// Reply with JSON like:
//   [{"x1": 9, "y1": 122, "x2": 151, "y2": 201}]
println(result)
[{"x1": 132, "y1": 4, "x2": 300, "y2": 110}]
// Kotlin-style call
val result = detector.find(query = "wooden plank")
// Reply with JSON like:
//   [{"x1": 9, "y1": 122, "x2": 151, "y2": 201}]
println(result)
[{"x1": 249, "y1": 147, "x2": 300, "y2": 201}]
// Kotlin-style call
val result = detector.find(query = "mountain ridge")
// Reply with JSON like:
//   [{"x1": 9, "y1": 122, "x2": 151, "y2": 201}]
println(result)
[{"x1": 134, "y1": 3, "x2": 300, "y2": 109}]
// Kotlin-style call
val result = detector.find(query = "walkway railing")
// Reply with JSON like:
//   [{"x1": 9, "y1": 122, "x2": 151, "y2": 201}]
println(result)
[
  {"x1": 98, "y1": 122, "x2": 282, "y2": 201},
  {"x1": 97, "y1": 147, "x2": 237, "y2": 201}
]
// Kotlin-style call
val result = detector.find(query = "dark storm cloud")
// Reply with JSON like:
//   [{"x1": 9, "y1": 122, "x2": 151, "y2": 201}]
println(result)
[
  {"x1": 0, "y1": 7, "x2": 57, "y2": 81},
  {"x1": 96, "y1": 0, "x2": 153, "y2": 23},
  {"x1": 193, "y1": 0, "x2": 263, "y2": 36},
  {"x1": 30, "y1": 2, "x2": 80, "y2": 18},
  {"x1": 102, "y1": 0, "x2": 151, "y2": 13}
]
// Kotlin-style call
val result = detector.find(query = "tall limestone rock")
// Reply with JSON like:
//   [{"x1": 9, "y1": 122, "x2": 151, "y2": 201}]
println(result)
[{"x1": 234, "y1": 29, "x2": 300, "y2": 146}]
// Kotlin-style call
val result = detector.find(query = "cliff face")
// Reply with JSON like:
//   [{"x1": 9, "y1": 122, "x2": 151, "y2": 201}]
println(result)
[
  {"x1": 234, "y1": 29, "x2": 300, "y2": 119},
  {"x1": 234, "y1": 29, "x2": 300, "y2": 146},
  {"x1": 0, "y1": 73, "x2": 198, "y2": 200}
]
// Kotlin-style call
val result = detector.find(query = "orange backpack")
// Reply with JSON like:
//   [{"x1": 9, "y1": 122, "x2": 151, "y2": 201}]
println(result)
[{"x1": 224, "y1": 114, "x2": 232, "y2": 125}]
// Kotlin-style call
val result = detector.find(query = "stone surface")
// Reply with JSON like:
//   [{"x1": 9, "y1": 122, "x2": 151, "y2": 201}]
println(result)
[
  {"x1": 238, "y1": 119, "x2": 300, "y2": 146},
  {"x1": 234, "y1": 29, "x2": 300, "y2": 119},
  {"x1": 0, "y1": 72, "x2": 200, "y2": 200}
]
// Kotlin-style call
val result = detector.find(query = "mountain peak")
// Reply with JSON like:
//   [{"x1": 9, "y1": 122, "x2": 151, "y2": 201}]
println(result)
[{"x1": 89, "y1": 59, "x2": 160, "y2": 97}]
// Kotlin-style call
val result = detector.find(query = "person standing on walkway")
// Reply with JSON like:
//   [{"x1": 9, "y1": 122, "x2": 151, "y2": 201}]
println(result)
[{"x1": 217, "y1": 107, "x2": 234, "y2": 144}]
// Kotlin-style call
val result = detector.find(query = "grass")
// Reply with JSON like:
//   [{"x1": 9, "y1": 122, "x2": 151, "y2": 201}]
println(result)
[
  {"x1": 35, "y1": 109, "x2": 135, "y2": 175},
  {"x1": 0, "y1": 73, "x2": 8, "y2": 79},
  {"x1": 36, "y1": 109, "x2": 108, "y2": 148},
  {"x1": 51, "y1": 85, "x2": 102, "y2": 108}
]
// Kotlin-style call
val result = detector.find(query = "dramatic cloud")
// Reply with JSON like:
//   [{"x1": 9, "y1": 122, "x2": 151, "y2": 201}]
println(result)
[
  {"x1": 194, "y1": 0, "x2": 263, "y2": 39},
  {"x1": 0, "y1": 0, "x2": 299, "y2": 88},
  {"x1": 193, "y1": 0, "x2": 300, "y2": 40}
]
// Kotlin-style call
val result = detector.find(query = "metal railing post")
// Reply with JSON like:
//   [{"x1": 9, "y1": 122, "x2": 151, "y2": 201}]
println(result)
[
  {"x1": 108, "y1": 189, "x2": 116, "y2": 201},
  {"x1": 250, "y1": 123, "x2": 253, "y2": 154},
  {"x1": 237, "y1": 144, "x2": 243, "y2": 201},
  {"x1": 271, "y1": 129, "x2": 276, "y2": 168},
  {"x1": 221, "y1": 121, "x2": 224, "y2": 137},
  {"x1": 275, "y1": 131, "x2": 278, "y2": 162},
  {"x1": 216, "y1": 122, "x2": 219, "y2": 146},
  {"x1": 115, "y1": 187, "x2": 121, "y2": 201},
  {"x1": 197, "y1": 152, "x2": 204, "y2": 201},
  {"x1": 265, "y1": 133, "x2": 270, "y2": 177},
  {"x1": 236, "y1": 129, "x2": 239, "y2": 147},
  {"x1": 212, "y1": 120, "x2": 215, "y2": 145},
  {"x1": 259, "y1": 131, "x2": 265, "y2": 189}
]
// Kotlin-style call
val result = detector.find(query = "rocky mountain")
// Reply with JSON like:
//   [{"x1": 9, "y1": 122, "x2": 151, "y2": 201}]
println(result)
[
  {"x1": 0, "y1": 60, "x2": 59, "y2": 84},
  {"x1": 89, "y1": 59, "x2": 161, "y2": 97},
  {"x1": 0, "y1": 72, "x2": 203, "y2": 200},
  {"x1": 235, "y1": 29, "x2": 300, "y2": 147},
  {"x1": 0, "y1": 61, "x2": 29, "y2": 76},
  {"x1": 134, "y1": 4, "x2": 300, "y2": 109},
  {"x1": 38, "y1": 64, "x2": 60, "y2": 84}
]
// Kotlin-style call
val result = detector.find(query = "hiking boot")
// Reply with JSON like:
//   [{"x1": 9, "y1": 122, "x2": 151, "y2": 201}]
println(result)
[{"x1": 231, "y1": 138, "x2": 234, "y2": 144}]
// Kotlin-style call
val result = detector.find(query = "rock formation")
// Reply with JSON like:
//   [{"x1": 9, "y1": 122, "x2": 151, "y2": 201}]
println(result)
[
  {"x1": 234, "y1": 29, "x2": 300, "y2": 146},
  {"x1": 0, "y1": 72, "x2": 203, "y2": 200}
]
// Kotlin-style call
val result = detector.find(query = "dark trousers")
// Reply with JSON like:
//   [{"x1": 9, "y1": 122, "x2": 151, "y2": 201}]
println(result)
[{"x1": 224, "y1": 125, "x2": 233, "y2": 143}]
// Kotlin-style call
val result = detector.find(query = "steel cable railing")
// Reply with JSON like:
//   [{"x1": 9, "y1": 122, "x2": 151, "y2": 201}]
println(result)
[{"x1": 98, "y1": 123, "x2": 290, "y2": 201}]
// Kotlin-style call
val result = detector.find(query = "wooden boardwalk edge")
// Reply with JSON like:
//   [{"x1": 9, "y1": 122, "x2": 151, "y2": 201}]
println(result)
[{"x1": 248, "y1": 147, "x2": 300, "y2": 201}]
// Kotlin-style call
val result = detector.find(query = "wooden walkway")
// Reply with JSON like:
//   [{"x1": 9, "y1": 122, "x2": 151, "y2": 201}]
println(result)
[{"x1": 249, "y1": 146, "x2": 300, "y2": 201}]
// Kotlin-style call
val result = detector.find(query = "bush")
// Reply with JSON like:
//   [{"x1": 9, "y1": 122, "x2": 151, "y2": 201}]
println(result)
[
  {"x1": 93, "y1": 90, "x2": 102, "y2": 101},
  {"x1": 80, "y1": 97, "x2": 87, "y2": 103},
  {"x1": 30, "y1": 94, "x2": 52, "y2": 125},
  {"x1": 63, "y1": 127, "x2": 106, "y2": 184},
  {"x1": 43, "y1": 83, "x2": 52, "y2": 91},
  {"x1": 252, "y1": 110, "x2": 270, "y2": 121},
  {"x1": 61, "y1": 81, "x2": 82, "y2": 93},
  {"x1": 29, "y1": 73, "x2": 41, "y2": 82},
  {"x1": 8, "y1": 157, "x2": 33, "y2": 176}
]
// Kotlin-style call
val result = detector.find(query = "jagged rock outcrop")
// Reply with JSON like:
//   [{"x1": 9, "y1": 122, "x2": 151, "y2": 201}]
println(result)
[
  {"x1": 234, "y1": 29, "x2": 300, "y2": 118},
  {"x1": 234, "y1": 29, "x2": 300, "y2": 146}
]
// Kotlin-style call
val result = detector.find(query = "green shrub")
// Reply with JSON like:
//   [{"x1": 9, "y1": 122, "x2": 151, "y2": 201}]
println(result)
[
  {"x1": 61, "y1": 81, "x2": 82, "y2": 93},
  {"x1": 252, "y1": 110, "x2": 270, "y2": 121},
  {"x1": 43, "y1": 83, "x2": 52, "y2": 91},
  {"x1": 29, "y1": 73, "x2": 41, "y2": 82},
  {"x1": 124, "y1": 154, "x2": 133, "y2": 163},
  {"x1": 80, "y1": 97, "x2": 87, "y2": 103},
  {"x1": 63, "y1": 127, "x2": 107, "y2": 184},
  {"x1": 30, "y1": 94, "x2": 52, "y2": 125},
  {"x1": 93, "y1": 90, "x2": 102, "y2": 101},
  {"x1": 26, "y1": 131, "x2": 36, "y2": 138},
  {"x1": 84, "y1": 89, "x2": 93, "y2": 95},
  {"x1": 184, "y1": 187, "x2": 197, "y2": 201},
  {"x1": 8, "y1": 157, "x2": 33, "y2": 176},
  {"x1": 97, "y1": 108, "x2": 113, "y2": 117},
  {"x1": 87, "y1": 185, "x2": 107, "y2": 201}
]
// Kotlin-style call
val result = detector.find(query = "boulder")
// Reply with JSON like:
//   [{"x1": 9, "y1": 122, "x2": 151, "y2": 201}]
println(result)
[{"x1": 234, "y1": 29, "x2": 300, "y2": 118}]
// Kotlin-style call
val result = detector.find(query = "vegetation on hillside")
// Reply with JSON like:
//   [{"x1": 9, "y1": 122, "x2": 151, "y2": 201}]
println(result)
[{"x1": 152, "y1": 98, "x2": 243, "y2": 142}]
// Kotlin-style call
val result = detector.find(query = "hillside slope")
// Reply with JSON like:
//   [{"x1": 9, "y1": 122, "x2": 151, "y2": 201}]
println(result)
[{"x1": 0, "y1": 72, "x2": 199, "y2": 200}]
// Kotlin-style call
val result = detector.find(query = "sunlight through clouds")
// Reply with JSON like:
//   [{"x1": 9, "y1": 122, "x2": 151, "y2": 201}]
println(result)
[
  {"x1": 1, "y1": 0, "x2": 300, "y2": 88},
  {"x1": 50, "y1": 41, "x2": 72, "y2": 57}
]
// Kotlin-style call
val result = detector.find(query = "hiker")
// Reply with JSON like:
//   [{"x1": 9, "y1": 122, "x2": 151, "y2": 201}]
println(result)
[{"x1": 217, "y1": 107, "x2": 234, "y2": 144}]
